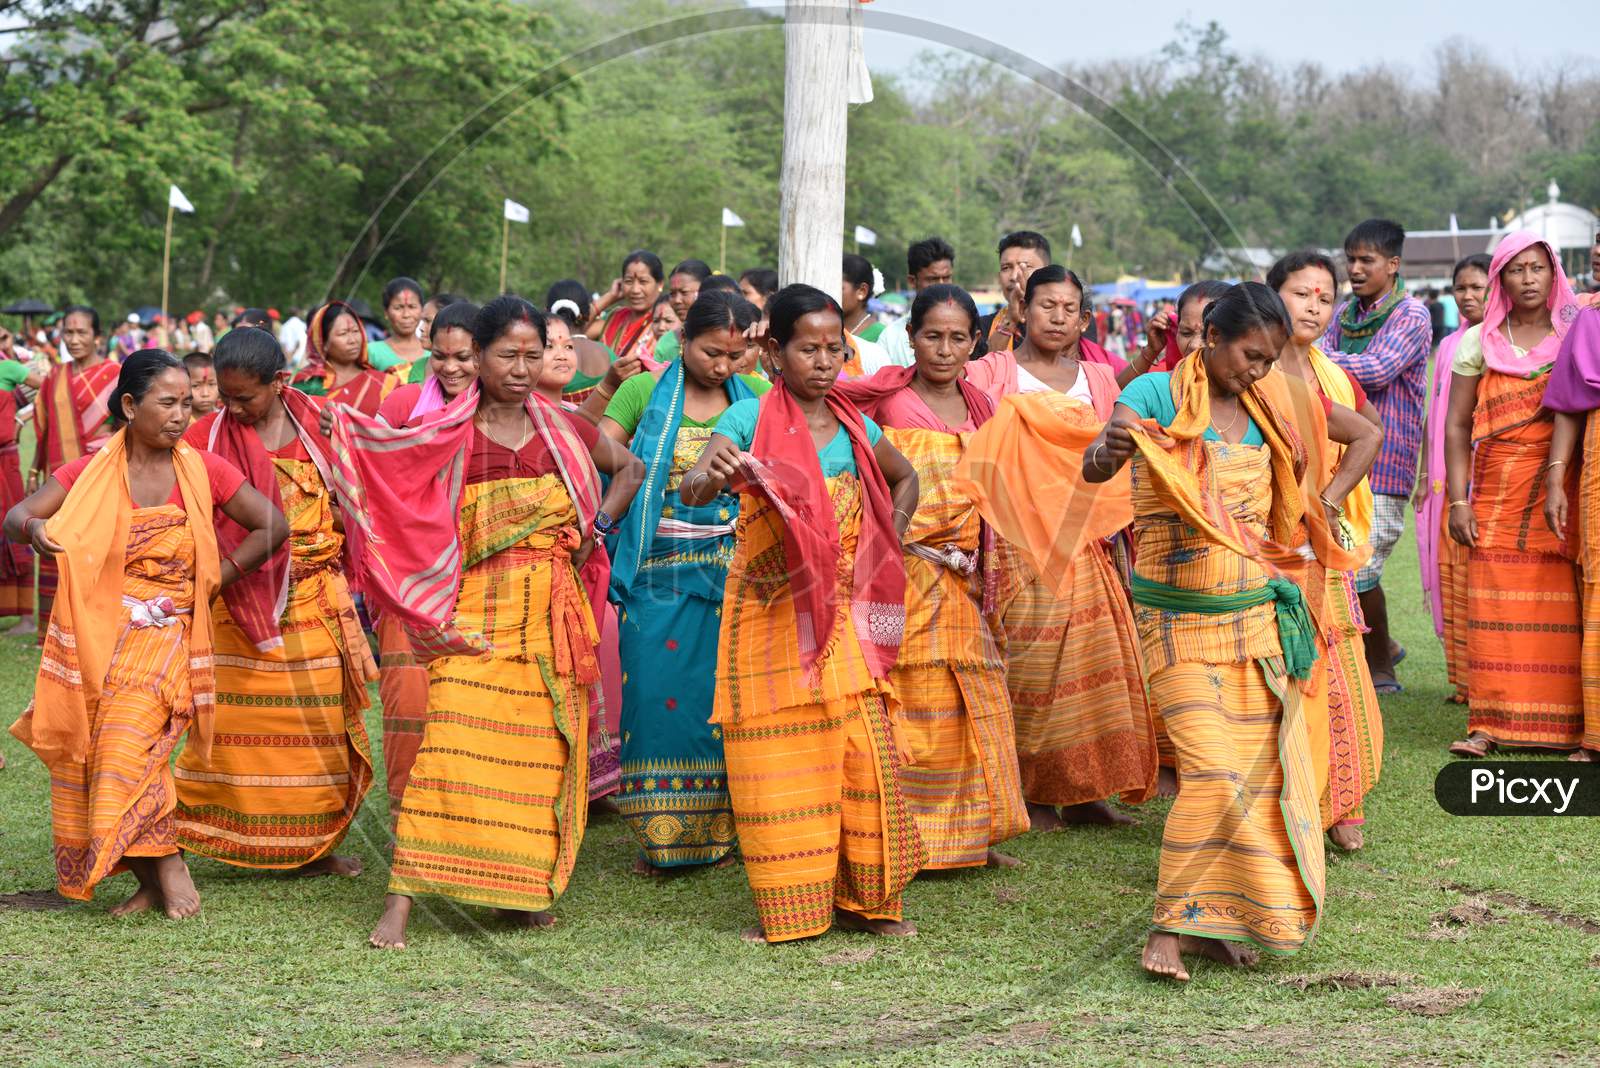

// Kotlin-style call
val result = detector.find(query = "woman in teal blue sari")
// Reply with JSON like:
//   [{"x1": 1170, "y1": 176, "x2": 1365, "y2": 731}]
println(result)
[{"x1": 599, "y1": 291, "x2": 769, "y2": 874}]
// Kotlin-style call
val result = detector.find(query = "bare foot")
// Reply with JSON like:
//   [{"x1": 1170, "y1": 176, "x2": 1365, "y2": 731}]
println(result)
[
  {"x1": 295, "y1": 854, "x2": 363, "y2": 878},
  {"x1": 109, "y1": 876, "x2": 162, "y2": 918},
  {"x1": 1328, "y1": 823, "x2": 1364, "y2": 851},
  {"x1": 713, "y1": 852, "x2": 740, "y2": 869},
  {"x1": 1448, "y1": 733, "x2": 1495, "y2": 759},
  {"x1": 1569, "y1": 748, "x2": 1599, "y2": 763},
  {"x1": 153, "y1": 853, "x2": 201, "y2": 919},
  {"x1": 834, "y1": 909, "x2": 917, "y2": 937},
  {"x1": 5, "y1": 616, "x2": 34, "y2": 638},
  {"x1": 1142, "y1": 931, "x2": 1189, "y2": 982},
  {"x1": 1027, "y1": 802, "x2": 1065, "y2": 832},
  {"x1": 740, "y1": 925, "x2": 770, "y2": 944},
  {"x1": 369, "y1": 893, "x2": 412, "y2": 949},
  {"x1": 492, "y1": 908, "x2": 556, "y2": 929},
  {"x1": 1178, "y1": 934, "x2": 1259, "y2": 969},
  {"x1": 1059, "y1": 800, "x2": 1136, "y2": 827},
  {"x1": 630, "y1": 857, "x2": 666, "y2": 877},
  {"x1": 985, "y1": 848, "x2": 1023, "y2": 869},
  {"x1": 1155, "y1": 765, "x2": 1179, "y2": 799}
]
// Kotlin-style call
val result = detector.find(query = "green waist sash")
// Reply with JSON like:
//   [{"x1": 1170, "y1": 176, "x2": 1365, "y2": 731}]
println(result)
[{"x1": 1130, "y1": 572, "x2": 1318, "y2": 680}]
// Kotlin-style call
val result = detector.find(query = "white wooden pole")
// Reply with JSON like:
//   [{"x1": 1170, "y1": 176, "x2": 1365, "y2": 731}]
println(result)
[
  {"x1": 499, "y1": 214, "x2": 510, "y2": 294},
  {"x1": 161, "y1": 202, "x2": 175, "y2": 331},
  {"x1": 779, "y1": 0, "x2": 853, "y2": 292}
]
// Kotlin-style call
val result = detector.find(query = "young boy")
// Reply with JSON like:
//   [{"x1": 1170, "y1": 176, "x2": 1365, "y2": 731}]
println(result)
[
  {"x1": 183, "y1": 352, "x2": 219, "y2": 420},
  {"x1": 1320, "y1": 218, "x2": 1433, "y2": 693}
]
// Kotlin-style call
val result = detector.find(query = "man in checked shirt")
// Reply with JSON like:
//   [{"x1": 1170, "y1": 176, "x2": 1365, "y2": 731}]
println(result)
[{"x1": 1321, "y1": 219, "x2": 1433, "y2": 695}]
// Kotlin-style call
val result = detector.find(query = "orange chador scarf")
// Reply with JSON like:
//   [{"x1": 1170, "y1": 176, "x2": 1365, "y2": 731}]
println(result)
[
  {"x1": 956, "y1": 353, "x2": 1364, "y2": 610},
  {"x1": 11, "y1": 433, "x2": 221, "y2": 768}
]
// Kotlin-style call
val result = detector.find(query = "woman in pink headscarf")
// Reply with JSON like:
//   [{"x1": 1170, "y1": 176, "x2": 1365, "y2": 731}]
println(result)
[
  {"x1": 1442, "y1": 231, "x2": 1582, "y2": 759},
  {"x1": 1414, "y1": 254, "x2": 1490, "y2": 706}
]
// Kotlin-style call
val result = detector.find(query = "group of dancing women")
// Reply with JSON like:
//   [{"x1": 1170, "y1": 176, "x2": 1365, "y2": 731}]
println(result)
[{"x1": 11, "y1": 221, "x2": 1597, "y2": 982}]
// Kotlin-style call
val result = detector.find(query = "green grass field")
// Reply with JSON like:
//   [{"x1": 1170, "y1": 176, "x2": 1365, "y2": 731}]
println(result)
[{"x1": 2, "y1": 529, "x2": 1597, "y2": 1067}]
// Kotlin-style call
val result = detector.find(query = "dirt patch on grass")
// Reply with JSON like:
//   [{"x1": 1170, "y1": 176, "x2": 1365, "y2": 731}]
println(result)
[
  {"x1": 1279, "y1": 971, "x2": 1413, "y2": 991},
  {"x1": 1442, "y1": 883, "x2": 1600, "y2": 935},
  {"x1": 1386, "y1": 986, "x2": 1483, "y2": 1017},
  {"x1": 818, "y1": 946, "x2": 876, "y2": 965},
  {"x1": 993, "y1": 886, "x2": 1024, "y2": 904},
  {"x1": 1431, "y1": 901, "x2": 1501, "y2": 928},
  {"x1": 0, "y1": 889, "x2": 69, "y2": 911}
]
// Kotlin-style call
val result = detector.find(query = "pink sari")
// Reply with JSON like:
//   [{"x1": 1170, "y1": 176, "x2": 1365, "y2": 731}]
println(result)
[{"x1": 1416, "y1": 324, "x2": 1468, "y2": 636}]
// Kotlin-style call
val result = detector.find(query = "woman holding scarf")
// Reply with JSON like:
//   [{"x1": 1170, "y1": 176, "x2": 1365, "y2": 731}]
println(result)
[
  {"x1": 680, "y1": 284, "x2": 925, "y2": 943},
  {"x1": 1445, "y1": 232, "x2": 1583, "y2": 758},
  {"x1": 599, "y1": 290, "x2": 768, "y2": 874},
  {"x1": 332, "y1": 296, "x2": 642, "y2": 948},
  {"x1": 1266, "y1": 250, "x2": 1386, "y2": 851},
  {"x1": 176, "y1": 328, "x2": 378, "y2": 876},
  {"x1": 293, "y1": 301, "x2": 396, "y2": 416},
  {"x1": 1068, "y1": 283, "x2": 1370, "y2": 981},
  {"x1": 963, "y1": 265, "x2": 1158, "y2": 830},
  {"x1": 837, "y1": 284, "x2": 1029, "y2": 870},
  {"x1": 7, "y1": 350, "x2": 283, "y2": 917},
  {"x1": 1415, "y1": 255, "x2": 1491, "y2": 705},
  {"x1": 367, "y1": 301, "x2": 481, "y2": 818}
]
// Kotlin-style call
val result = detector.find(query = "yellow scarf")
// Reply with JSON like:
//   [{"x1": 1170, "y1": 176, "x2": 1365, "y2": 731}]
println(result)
[
  {"x1": 1128, "y1": 352, "x2": 1366, "y2": 580},
  {"x1": 1306, "y1": 346, "x2": 1375, "y2": 546},
  {"x1": 11, "y1": 431, "x2": 221, "y2": 768}
]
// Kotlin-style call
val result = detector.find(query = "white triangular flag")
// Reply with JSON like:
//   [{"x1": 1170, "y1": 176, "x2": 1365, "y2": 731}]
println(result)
[
  {"x1": 722, "y1": 207, "x2": 744, "y2": 228},
  {"x1": 504, "y1": 198, "x2": 530, "y2": 224},
  {"x1": 168, "y1": 184, "x2": 194, "y2": 214},
  {"x1": 1449, "y1": 213, "x2": 1459, "y2": 233},
  {"x1": 1070, "y1": 224, "x2": 1083, "y2": 248},
  {"x1": 854, "y1": 225, "x2": 877, "y2": 247}
]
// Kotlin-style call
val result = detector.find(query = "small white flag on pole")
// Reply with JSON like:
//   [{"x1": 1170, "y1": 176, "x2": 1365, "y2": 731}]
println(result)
[
  {"x1": 722, "y1": 207, "x2": 745, "y2": 228},
  {"x1": 854, "y1": 225, "x2": 877, "y2": 246},
  {"x1": 504, "y1": 198, "x2": 530, "y2": 224},
  {"x1": 1070, "y1": 224, "x2": 1083, "y2": 248},
  {"x1": 168, "y1": 184, "x2": 194, "y2": 214},
  {"x1": 1449, "y1": 213, "x2": 1459, "y2": 233}
]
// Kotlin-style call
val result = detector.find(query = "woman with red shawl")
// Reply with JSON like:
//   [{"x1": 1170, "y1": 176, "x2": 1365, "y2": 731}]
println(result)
[{"x1": 292, "y1": 300, "x2": 396, "y2": 416}]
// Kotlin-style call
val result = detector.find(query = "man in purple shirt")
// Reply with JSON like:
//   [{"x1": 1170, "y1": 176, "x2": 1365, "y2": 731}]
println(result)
[{"x1": 1320, "y1": 218, "x2": 1433, "y2": 694}]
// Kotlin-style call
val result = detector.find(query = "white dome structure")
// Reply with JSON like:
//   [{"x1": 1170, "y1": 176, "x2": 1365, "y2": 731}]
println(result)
[{"x1": 1496, "y1": 181, "x2": 1597, "y2": 278}]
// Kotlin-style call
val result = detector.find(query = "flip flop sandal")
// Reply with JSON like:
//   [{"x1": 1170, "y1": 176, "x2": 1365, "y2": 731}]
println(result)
[
  {"x1": 1448, "y1": 736, "x2": 1494, "y2": 758},
  {"x1": 1391, "y1": 644, "x2": 1407, "y2": 668},
  {"x1": 1374, "y1": 680, "x2": 1404, "y2": 695}
]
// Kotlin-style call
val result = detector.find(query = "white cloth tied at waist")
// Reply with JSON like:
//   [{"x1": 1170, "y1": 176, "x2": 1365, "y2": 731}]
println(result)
[
  {"x1": 657, "y1": 516, "x2": 735, "y2": 540},
  {"x1": 905, "y1": 541, "x2": 977, "y2": 574},
  {"x1": 122, "y1": 594, "x2": 188, "y2": 629}
]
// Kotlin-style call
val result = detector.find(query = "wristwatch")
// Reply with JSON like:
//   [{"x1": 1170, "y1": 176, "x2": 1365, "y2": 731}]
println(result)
[{"x1": 593, "y1": 510, "x2": 617, "y2": 537}]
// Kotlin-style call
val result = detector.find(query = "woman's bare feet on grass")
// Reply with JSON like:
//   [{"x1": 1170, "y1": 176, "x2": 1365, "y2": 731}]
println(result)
[
  {"x1": 295, "y1": 854, "x2": 363, "y2": 878},
  {"x1": 1059, "y1": 800, "x2": 1135, "y2": 827},
  {"x1": 369, "y1": 893, "x2": 412, "y2": 949},
  {"x1": 109, "y1": 861, "x2": 163, "y2": 918},
  {"x1": 1141, "y1": 932, "x2": 1188, "y2": 981},
  {"x1": 1178, "y1": 934, "x2": 1259, "y2": 969},
  {"x1": 1568, "y1": 748, "x2": 1599, "y2": 763},
  {"x1": 834, "y1": 909, "x2": 916, "y2": 937},
  {"x1": 5, "y1": 616, "x2": 34, "y2": 638},
  {"x1": 1328, "y1": 823, "x2": 1365, "y2": 851},
  {"x1": 492, "y1": 908, "x2": 557, "y2": 929},
  {"x1": 1154, "y1": 765, "x2": 1179, "y2": 798},
  {"x1": 153, "y1": 853, "x2": 200, "y2": 919},
  {"x1": 1027, "y1": 802, "x2": 1065, "y2": 832},
  {"x1": 985, "y1": 848, "x2": 1022, "y2": 868}
]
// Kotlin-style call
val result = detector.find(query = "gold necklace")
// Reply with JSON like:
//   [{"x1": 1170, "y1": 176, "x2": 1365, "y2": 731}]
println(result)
[{"x1": 1210, "y1": 398, "x2": 1243, "y2": 438}]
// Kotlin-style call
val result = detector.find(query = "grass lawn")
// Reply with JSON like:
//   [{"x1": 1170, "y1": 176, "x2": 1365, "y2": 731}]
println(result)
[{"x1": 2, "y1": 526, "x2": 1598, "y2": 1067}]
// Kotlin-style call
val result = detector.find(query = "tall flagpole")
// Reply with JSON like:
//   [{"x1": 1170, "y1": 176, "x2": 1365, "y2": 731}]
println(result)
[
  {"x1": 499, "y1": 214, "x2": 510, "y2": 293},
  {"x1": 719, "y1": 218, "x2": 728, "y2": 275},
  {"x1": 161, "y1": 201, "x2": 175, "y2": 329}
]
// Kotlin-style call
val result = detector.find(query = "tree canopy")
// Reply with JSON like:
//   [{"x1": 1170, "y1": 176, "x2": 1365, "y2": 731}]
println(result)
[{"x1": 1, "y1": 3, "x2": 1596, "y2": 313}]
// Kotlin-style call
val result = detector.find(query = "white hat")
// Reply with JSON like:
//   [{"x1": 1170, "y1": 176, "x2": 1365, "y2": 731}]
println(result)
[{"x1": 127, "y1": 313, "x2": 141, "y2": 323}]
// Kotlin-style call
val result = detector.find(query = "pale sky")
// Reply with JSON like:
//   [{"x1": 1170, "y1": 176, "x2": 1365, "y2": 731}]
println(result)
[{"x1": 858, "y1": 0, "x2": 1585, "y2": 81}]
